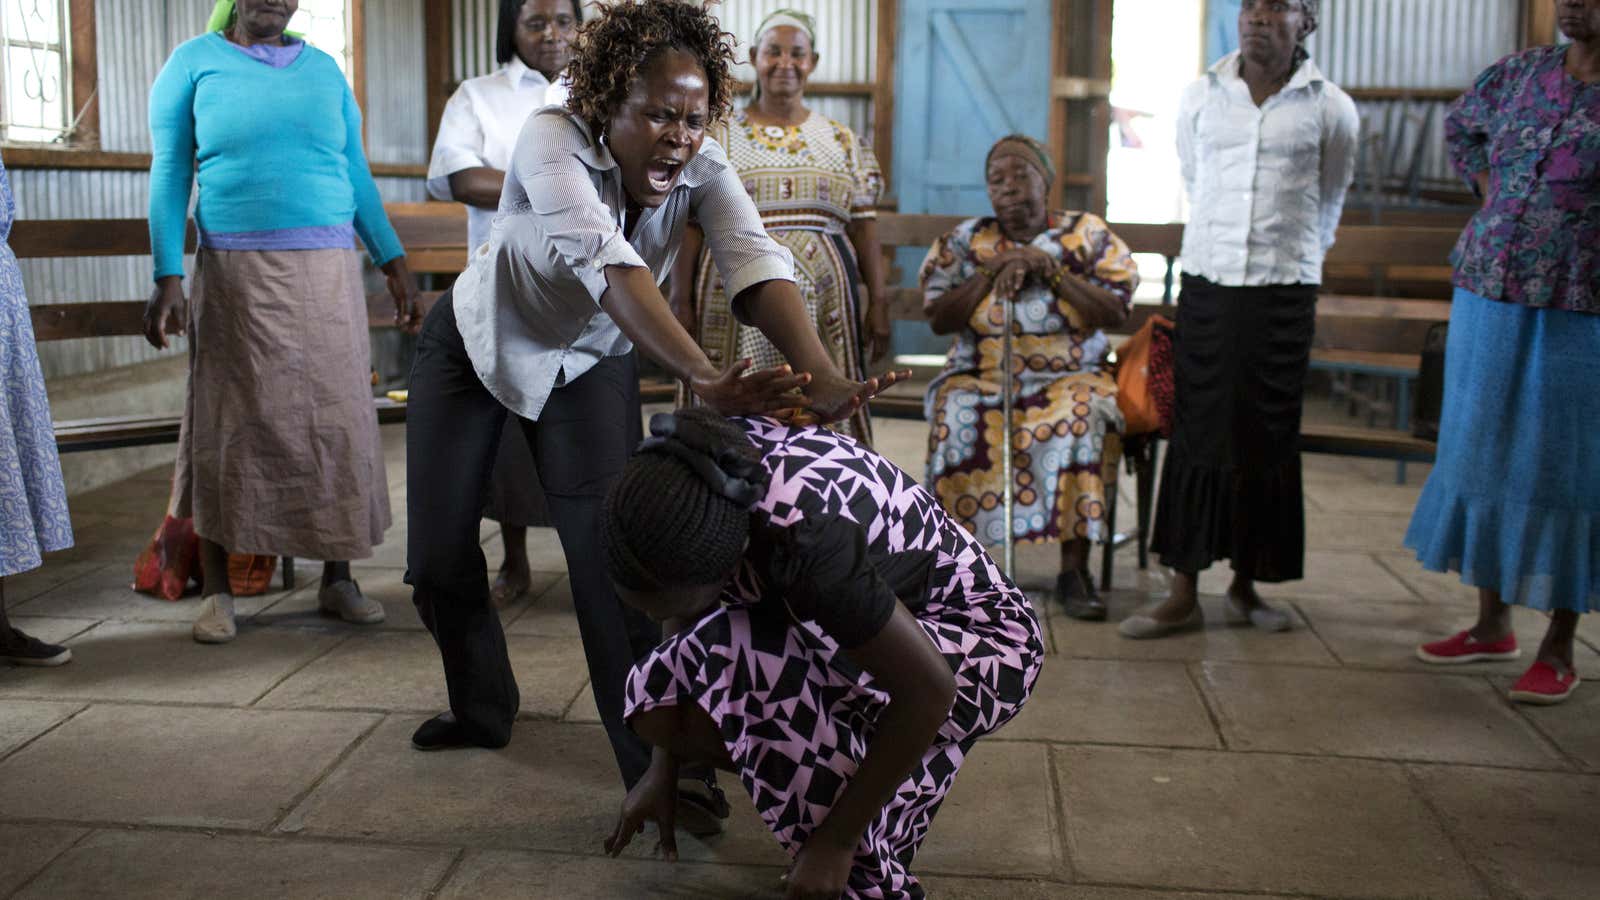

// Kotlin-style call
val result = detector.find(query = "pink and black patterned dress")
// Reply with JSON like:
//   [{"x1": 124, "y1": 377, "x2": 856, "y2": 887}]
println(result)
[{"x1": 623, "y1": 417, "x2": 1044, "y2": 898}]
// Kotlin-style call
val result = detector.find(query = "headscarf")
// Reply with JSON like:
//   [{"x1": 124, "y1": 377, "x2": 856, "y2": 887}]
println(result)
[
  {"x1": 985, "y1": 134, "x2": 1056, "y2": 187},
  {"x1": 749, "y1": 8, "x2": 817, "y2": 101},
  {"x1": 207, "y1": 1, "x2": 301, "y2": 38}
]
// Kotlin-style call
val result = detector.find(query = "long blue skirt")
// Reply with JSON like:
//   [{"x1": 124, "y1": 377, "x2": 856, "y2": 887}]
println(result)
[{"x1": 1404, "y1": 287, "x2": 1600, "y2": 613}]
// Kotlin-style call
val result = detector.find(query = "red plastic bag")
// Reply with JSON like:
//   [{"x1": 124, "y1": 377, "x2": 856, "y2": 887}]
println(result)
[{"x1": 132, "y1": 515, "x2": 278, "y2": 600}]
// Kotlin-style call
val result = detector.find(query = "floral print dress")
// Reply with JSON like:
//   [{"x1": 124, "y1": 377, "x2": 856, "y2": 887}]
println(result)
[{"x1": 920, "y1": 212, "x2": 1137, "y2": 548}]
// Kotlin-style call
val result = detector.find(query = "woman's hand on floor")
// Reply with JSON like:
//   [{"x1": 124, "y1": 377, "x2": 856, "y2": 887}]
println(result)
[
  {"x1": 143, "y1": 278, "x2": 187, "y2": 350},
  {"x1": 604, "y1": 763, "x2": 680, "y2": 861},
  {"x1": 690, "y1": 360, "x2": 814, "y2": 417},
  {"x1": 785, "y1": 839, "x2": 855, "y2": 899}
]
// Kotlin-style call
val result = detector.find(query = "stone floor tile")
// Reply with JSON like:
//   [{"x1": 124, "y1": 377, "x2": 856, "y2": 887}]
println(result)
[
  {"x1": 0, "y1": 622, "x2": 342, "y2": 706},
  {"x1": 1306, "y1": 513, "x2": 1413, "y2": 553},
  {"x1": 0, "y1": 825, "x2": 86, "y2": 898},
  {"x1": 1, "y1": 560, "x2": 105, "y2": 605},
  {"x1": 1296, "y1": 598, "x2": 1599, "y2": 674},
  {"x1": 250, "y1": 567, "x2": 559, "y2": 632},
  {"x1": 1302, "y1": 480, "x2": 1423, "y2": 515},
  {"x1": 999, "y1": 659, "x2": 1218, "y2": 749},
  {"x1": 0, "y1": 704, "x2": 377, "y2": 829},
  {"x1": 14, "y1": 830, "x2": 455, "y2": 900},
  {"x1": 1490, "y1": 673, "x2": 1600, "y2": 772},
  {"x1": 279, "y1": 717, "x2": 789, "y2": 867},
  {"x1": 564, "y1": 680, "x2": 600, "y2": 724},
  {"x1": 1375, "y1": 552, "x2": 1482, "y2": 606},
  {"x1": 1198, "y1": 662, "x2": 1563, "y2": 768},
  {"x1": 919, "y1": 880, "x2": 1289, "y2": 900},
  {"x1": 0, "y1": 699, "x2": 84, "y2": 757},
  {"x1": 11, "y1": 560, "x2": 286, "y2": 623},
  {"x1": 1192, "y1": 551, "x2": 1420, "y2": 604},
  {"x1": 915, "y1": 742, "x2": 1057, "y2": 877},
  {"x1": 255, "y1": 631, "x2": 588, "y2": 719},
  {"x1": 503, "y1": 576, "x2": 581, "y2": 638},
  {"x1": 435, "y1": 849, "x2": 784, "y2": 899},
  {"x1": 1055, "y1": 746, "x2": 1484, "y2": 898},
  {"x1": 1050, "y1": 595, "x2": 1338, "y2": 666},
  {"x1": 1411, "y1": 765, "x2": 1600, "y2": 900},
  {"x1": 5, "y1": 615, "x2": 99, "y2": 646}
]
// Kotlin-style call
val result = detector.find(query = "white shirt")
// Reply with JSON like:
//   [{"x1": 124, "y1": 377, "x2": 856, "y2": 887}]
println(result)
[
  {"x1": 426, "y1": 57, "x2": 570, "y2": 251},
  {"x1": 1177, "y1": 51, "x2": 1360, "y2": 286},
  {"x1": 451, "y1": 108, "x2": 795, "y2": 421}
]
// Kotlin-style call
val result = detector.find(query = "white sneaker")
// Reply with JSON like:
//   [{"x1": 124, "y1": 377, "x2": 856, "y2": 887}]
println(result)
[
  {"x1": 318, "y1": 580, "x2": 386, "y2": 625},
  {"x1": 193, "y1": 594, "x2": 237, "y2": 644}
]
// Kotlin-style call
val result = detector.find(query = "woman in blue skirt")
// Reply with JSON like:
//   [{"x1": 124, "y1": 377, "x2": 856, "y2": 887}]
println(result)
[
  {"x1": 1407, "y1": 5, "x2": 1599, "y2": 705},
  {"x1": 0, "y1": 154, "x2": 75, "y2": 667}
]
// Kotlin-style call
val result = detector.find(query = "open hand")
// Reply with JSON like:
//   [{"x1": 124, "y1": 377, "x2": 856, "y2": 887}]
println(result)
[
  {"x1": 785, "y1": 369, "x2": 913, "y2": 427},
  {"x1": 604, "y1": 767, "x2": 679, "y2": 861},
  {"x1": 142, "y1": 278, "x2": 187, "y2": 350},
  {"x1": 381, "y1": 256, "x2": 423, "y2": 335},
  {"x1": 691, "y1": 360, "x2": 813, "y2": 417},
  {"x1": 784, "y1": 839, "x2": 855, "y2": 899}
]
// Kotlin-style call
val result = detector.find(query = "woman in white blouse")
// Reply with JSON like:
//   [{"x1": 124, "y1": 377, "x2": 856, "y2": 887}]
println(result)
[
  {"x1": 404, "y1": 1, "x2": 902, "y2": 809},
  {"x1": 426, "y1": 0, "x2": 580, "y2": 607},
  {"x1": 1127, "y1": 0, "x2": 1358, "y2": 639}
]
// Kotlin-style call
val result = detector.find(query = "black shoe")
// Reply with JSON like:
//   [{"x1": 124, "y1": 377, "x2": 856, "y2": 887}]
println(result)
[
  {"x1": 0, "y1": 628, "x2": 72, "y2": 667},
  {"x1": 410, "y1": 711, "x2": 509, "y2": 751},
  {"x1": 1056, "y1": 570, "x2": 1107, "y2": 621}
]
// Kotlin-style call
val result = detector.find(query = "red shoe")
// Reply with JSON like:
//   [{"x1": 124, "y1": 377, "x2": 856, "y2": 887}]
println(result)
[
  {"x1": 1415, "y1": 630, "x2": 1520, "y2": 665},
  {"x1": 1509, "y1": 661, "x2": 1580, "y2": 705}
]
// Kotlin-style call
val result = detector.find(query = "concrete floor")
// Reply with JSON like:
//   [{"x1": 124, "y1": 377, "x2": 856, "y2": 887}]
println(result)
[{"x1": 3, "y1": 415, "x2": 1598, "y2": 899}]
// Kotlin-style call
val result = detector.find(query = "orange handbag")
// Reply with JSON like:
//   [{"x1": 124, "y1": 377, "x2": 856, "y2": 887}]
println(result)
[{"x1": 1114, "y1": 314, "x2": 1175, "y2": 436}]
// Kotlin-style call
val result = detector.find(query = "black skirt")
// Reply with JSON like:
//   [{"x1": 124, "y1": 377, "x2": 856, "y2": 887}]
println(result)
[{"x1": 1149, "y1": 275, "x2": 1317, "y2": 581}]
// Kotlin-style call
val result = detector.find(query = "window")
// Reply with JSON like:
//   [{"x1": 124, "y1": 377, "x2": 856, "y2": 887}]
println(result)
[
  {"x1": 0, "y1": 0, "x2": 73, "y2": 144},
  {"x1": 292, "y1": 0, "x2": 354, "y2": 81}
]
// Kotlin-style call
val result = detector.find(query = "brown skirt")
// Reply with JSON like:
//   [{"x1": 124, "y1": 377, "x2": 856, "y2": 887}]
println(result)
[{"x1": 174, "y1": 248, "x2": 391, "y2": 560}]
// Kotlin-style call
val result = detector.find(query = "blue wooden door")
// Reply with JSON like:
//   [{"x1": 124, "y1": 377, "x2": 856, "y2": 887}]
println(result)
[
  {"x1": 891, "y1": 0, "x2": 1054, "y2": 354},
  {"x1": 894, "y1": 0, "x2": 1054, "y2": 217}
]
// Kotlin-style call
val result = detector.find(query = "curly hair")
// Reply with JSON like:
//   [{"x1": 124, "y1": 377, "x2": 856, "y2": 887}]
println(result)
[{"x1": 563, "y1": 0, "x2": 738, "y2": 136}]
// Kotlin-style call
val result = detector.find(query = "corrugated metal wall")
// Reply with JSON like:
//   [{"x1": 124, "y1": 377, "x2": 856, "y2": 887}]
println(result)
[
  {"x1": 450, "y1": 0, "x2": 878, "y2": 137},
  {"x1": 21, "y1": 0, "x2": 430, "y2": 379},
  {"x1": 1305, "y1": 0, "x2": 1522, "y2": 193}
]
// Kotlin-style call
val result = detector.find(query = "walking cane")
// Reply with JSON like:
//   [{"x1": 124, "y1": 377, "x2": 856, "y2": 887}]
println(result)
[{"x1": 1000, "y1": 294, "x2": 1016, "y2": 580}]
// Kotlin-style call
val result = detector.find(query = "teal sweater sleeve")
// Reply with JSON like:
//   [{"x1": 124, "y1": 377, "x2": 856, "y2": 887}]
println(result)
[
  {"x1": 148, "y1": 44, "x2": 198, "y2": 281},
  {"x1": 343, "y1": 88, "x2": 404, "y2": 267}
]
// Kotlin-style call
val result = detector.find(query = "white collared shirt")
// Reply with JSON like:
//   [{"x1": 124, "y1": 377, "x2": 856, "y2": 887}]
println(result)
[
  {"x1": 426, "y1": 56, "x2": 571, "y2": 250},
  {"x1": 451, "y1": 108, "x2": 796, "y2": 421},
  {"x1": 1177, "y1": 50, "x2": 1360, "y2": 286}
]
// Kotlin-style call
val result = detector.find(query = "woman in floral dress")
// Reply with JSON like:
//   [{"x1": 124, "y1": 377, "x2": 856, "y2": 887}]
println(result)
[
  {"x1": 671, "y1": 9, "x2": 886, "y2": 443},
  {"x1": 0, "y1": 154, "x2": 75, "y2": 667},
  {"x1": 921, "y1": 135, "x2": 1136, "y2": 621}
]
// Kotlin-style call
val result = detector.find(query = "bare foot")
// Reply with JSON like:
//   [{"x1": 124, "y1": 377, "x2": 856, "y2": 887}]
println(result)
[{"x1": 490, "y1": 564, "x2": 533, "y2": 608}]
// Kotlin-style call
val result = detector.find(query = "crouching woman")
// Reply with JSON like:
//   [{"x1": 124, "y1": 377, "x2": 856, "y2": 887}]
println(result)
[{"x1": 601, "y1": 410, "x2": 1043, "y2": 899}]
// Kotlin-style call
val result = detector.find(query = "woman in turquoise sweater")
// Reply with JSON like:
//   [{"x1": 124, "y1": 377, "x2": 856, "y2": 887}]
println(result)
[{"x1": 144, "y1": 0, "x2": 419, "y2": 645}]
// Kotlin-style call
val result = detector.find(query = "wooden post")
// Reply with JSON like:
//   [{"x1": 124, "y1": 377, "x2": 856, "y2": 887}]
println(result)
[
  {"x1": 1088, "y1": 0, "x2": 1113, "y2": 216},
  {"x1": 1047, "y1": 0, "x2": 1069, "y2": 210},
  {"x1": 351, "y1": 0, "x2": 368, "y2": 138},
  {"x1": 425, "y1": 0, "x2": 454, "y2": 151},
  {"x1": 874, "y1": 0, "x2": 898, "y2": 202},
  {"x1": 1523, "y1": 1, "x2": 1558, "y2": 48},
  {"x1": 68, "y1": 0, "x2": 99, "y2": 148}
]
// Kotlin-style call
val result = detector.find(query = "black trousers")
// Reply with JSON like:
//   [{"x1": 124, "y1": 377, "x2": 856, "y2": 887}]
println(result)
[{"x1": 404, "y1": 292, "x2": 658, "y2": 786}]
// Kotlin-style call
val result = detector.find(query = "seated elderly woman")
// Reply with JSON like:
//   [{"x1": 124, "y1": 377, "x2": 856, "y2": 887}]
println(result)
[{"x1": 921, "y1": 134, "x2": 1136, "y2": 621}]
